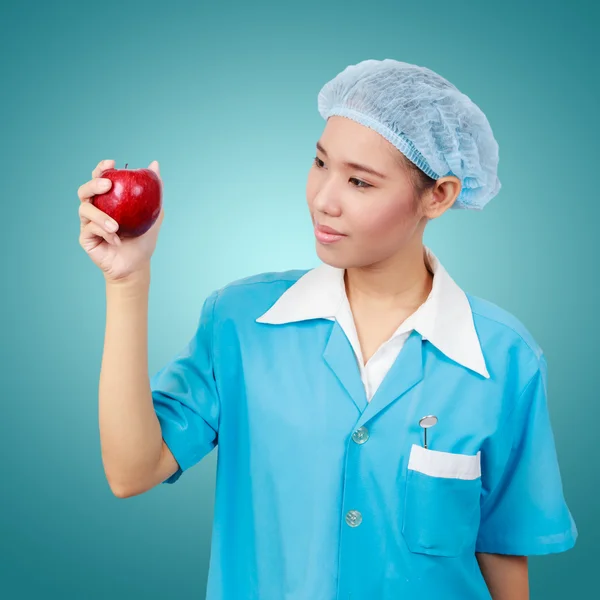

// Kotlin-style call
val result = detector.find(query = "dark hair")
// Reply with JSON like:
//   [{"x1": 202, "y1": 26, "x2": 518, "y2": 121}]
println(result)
[
  {"x1": 389, "y1": 147, "x2": 437, "y2": 199},
  {"x1": 405, "y1": 158, "x2": 438, "y2": 198}
]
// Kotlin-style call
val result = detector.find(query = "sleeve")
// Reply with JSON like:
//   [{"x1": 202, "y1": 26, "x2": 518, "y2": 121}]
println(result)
[
  {"x1": 150, "y1": 290, "x2": 221, "y2": 484},
  {"x1": 475, "y1": 354, "x2": 578, "y2": 555}
]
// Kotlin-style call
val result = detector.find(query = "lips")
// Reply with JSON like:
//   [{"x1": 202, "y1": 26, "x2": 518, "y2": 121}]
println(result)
[{"x1": 315, "y1": 222, "x2": 345, "y2": 236}]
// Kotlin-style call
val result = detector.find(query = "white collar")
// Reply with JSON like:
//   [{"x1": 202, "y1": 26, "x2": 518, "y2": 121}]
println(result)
[{"x1": 256, "y1": 246, "x2": 490, "y2": 379}]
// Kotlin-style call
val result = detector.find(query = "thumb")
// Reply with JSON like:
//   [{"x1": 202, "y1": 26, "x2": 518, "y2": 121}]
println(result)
[{"x1": 148, "y1": 160, "x2": 161, "y2": 177}]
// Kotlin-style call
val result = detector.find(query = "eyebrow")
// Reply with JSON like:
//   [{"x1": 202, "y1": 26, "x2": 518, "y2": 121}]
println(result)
[{"x1": 316, "y1": 141, "x2": 388, "y2": 180}]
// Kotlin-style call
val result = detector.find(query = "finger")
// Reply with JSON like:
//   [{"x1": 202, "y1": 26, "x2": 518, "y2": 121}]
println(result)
[
  {"x1": 80, "y1": 221, "x2": 122, "y2": 248},
  {"x1": 78, "y1": 177, "x2": 113, "y2": 203},
  {"x1": 92, "y1": 159, "x2": 115, "y2": 179},
  {"x1": 79, "y1": 202, "x2": 119, "y2": 232},
  {"x1": 148, "y1": 160, "x2": 160, "y2": 178}
]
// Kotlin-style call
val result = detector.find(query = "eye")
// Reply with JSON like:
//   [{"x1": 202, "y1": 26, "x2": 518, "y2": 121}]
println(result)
[
  {"x1": 349, "y1": 177, "x2": 371, "y2": 189},
  {"x1": 312, "y1": 156, "x2": 372, "y2": 189}
]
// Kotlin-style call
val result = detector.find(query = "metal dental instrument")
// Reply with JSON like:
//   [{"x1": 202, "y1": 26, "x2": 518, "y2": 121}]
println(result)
[{"x1": 419, "y1": 415, "x2": 438, "y2": 449}]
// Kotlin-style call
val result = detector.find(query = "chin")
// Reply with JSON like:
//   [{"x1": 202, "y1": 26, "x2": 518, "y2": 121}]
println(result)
[
  {"x1": 316, "y1": 242, "x2": 387, "y2": 270},
  {"x1": 315, "y1": 243, "x2": 353, "y2": 269}
]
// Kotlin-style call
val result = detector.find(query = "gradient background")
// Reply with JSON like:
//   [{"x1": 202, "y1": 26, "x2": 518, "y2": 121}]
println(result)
[{"x1": 1, "y1": 0, "x2": 597, "y2": 598}]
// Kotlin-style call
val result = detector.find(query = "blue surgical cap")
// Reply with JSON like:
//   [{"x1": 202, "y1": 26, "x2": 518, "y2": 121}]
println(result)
[{"x1": 317, "y1": 59, "x2": 501, "y2": 210}]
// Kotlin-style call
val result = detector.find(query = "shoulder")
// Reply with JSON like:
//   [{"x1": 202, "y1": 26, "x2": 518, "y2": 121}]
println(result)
[
  {"x1": 220, "y1": 269, "x2": 309, "y2": 290},
  {"x1": 465, "y1": 292, "x2": 545, "y2": 381},
  {"x1": 211, "y1": 268, "x2": 310, "y2": 319}
]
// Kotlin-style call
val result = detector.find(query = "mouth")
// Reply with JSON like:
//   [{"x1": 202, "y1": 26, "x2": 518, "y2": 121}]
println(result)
[
  {"x1": 315, "y1": 222, "x2": 345, "y2": 236},
  {"x1": 314, "y1": 221, "x2": 347, "y2": 244}
]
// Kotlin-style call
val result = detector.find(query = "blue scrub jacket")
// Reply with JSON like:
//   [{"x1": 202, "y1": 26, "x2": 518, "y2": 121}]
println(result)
[{"x1": 150, "y1": 270, "x2": 578, "y2": 600}]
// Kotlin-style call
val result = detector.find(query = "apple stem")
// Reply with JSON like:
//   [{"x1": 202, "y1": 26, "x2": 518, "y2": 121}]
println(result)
[{"x1": 125, "y1": 163, "x2": 128, "y2": 169}]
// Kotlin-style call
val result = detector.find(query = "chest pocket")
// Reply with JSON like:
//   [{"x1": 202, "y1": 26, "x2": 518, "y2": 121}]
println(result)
[{"x1": 401, "y1": 443, "x2": 482, "y2": 557}]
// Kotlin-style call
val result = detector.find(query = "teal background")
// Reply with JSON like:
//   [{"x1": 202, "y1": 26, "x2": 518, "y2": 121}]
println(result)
[{"x1": 1, "y1": 0, "x2": 597, "y2": 597}]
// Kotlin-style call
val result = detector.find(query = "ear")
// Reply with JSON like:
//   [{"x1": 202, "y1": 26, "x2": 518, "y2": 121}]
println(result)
[{"x1": 424, "y1": 177, "x2": 461, "y2": 218}]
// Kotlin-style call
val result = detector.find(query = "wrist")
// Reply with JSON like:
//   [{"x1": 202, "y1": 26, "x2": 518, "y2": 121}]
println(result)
[{"x1": 105, "y1": 264, "x2": 151, "y2": 291}]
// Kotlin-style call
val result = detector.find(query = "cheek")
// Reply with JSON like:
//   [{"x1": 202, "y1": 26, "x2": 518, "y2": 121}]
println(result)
[{"x1": 352, "y1": 195, "x2": 417, "y2": 238}]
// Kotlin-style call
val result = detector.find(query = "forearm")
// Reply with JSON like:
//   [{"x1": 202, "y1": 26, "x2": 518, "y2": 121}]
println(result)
[
  {"x1": 98, "y1": 264, "x2": 163, "y2": 496},
  {"x1": 476, "y1": 552, "x2": 529, "y2": 600}
]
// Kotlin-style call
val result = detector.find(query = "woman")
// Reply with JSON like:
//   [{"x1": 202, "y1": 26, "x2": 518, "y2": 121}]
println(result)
[{"x1": 80, "y1": 59, "x2": 578, "y2": 600}]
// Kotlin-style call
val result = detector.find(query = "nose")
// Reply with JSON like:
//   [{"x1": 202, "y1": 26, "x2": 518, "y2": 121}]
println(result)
[{"x1": 310, "y1": 178, "x2": 342, "y2": 218}]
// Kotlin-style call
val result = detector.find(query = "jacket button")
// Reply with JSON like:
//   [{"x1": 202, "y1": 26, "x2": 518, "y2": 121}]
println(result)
[
  {"x1": 352, "y1": 426, "x2": 369, "y2": 444},
  {"x1": 345, "y1": 510, "x2": 363, "y2": 527}
]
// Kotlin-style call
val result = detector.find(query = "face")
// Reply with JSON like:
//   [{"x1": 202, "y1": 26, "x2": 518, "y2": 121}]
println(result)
[{"x1": 306, "y1": 116, "x2": 427, "y2": 269}]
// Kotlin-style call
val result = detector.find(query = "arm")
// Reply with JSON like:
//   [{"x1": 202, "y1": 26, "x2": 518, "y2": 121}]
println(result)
[
  {"x1": 98, "y1": 264, "x2": 177, "y2": 497},
  {"x1": 476, "y1": 553, "x2": 529, "y2": 600},
  {"x1": 474, "y1": 355, "x2": 577, "y2": 593}
]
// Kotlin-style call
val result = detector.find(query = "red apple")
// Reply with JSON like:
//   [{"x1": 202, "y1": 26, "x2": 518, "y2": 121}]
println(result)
[{"x1": 92, "y1": 163, "x2": 162, "y2": 238}]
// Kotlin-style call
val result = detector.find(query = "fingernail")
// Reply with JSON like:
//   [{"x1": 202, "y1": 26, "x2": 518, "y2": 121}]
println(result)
[
  {"x1": 105, "y1": 220, "x2": 118, "y2": 232},
  {"x1": 99, "y1": 180, "x2": 111, "y2": 190}
]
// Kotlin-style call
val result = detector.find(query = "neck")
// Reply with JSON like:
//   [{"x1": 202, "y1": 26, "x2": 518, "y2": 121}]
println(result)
[{"x1": 344, "y1": 242, "x2": 433, "y2": 313}]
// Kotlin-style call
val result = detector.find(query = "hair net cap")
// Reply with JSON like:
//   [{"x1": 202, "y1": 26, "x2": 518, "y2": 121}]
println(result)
[{"x1": 317, "y1": 59, "x2": 501, "y2": 210}]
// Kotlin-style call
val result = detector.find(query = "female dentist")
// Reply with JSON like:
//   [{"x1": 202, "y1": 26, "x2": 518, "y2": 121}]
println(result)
[{"x1": 82, "y1": 59, "x2": 578, "y2": 600}]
